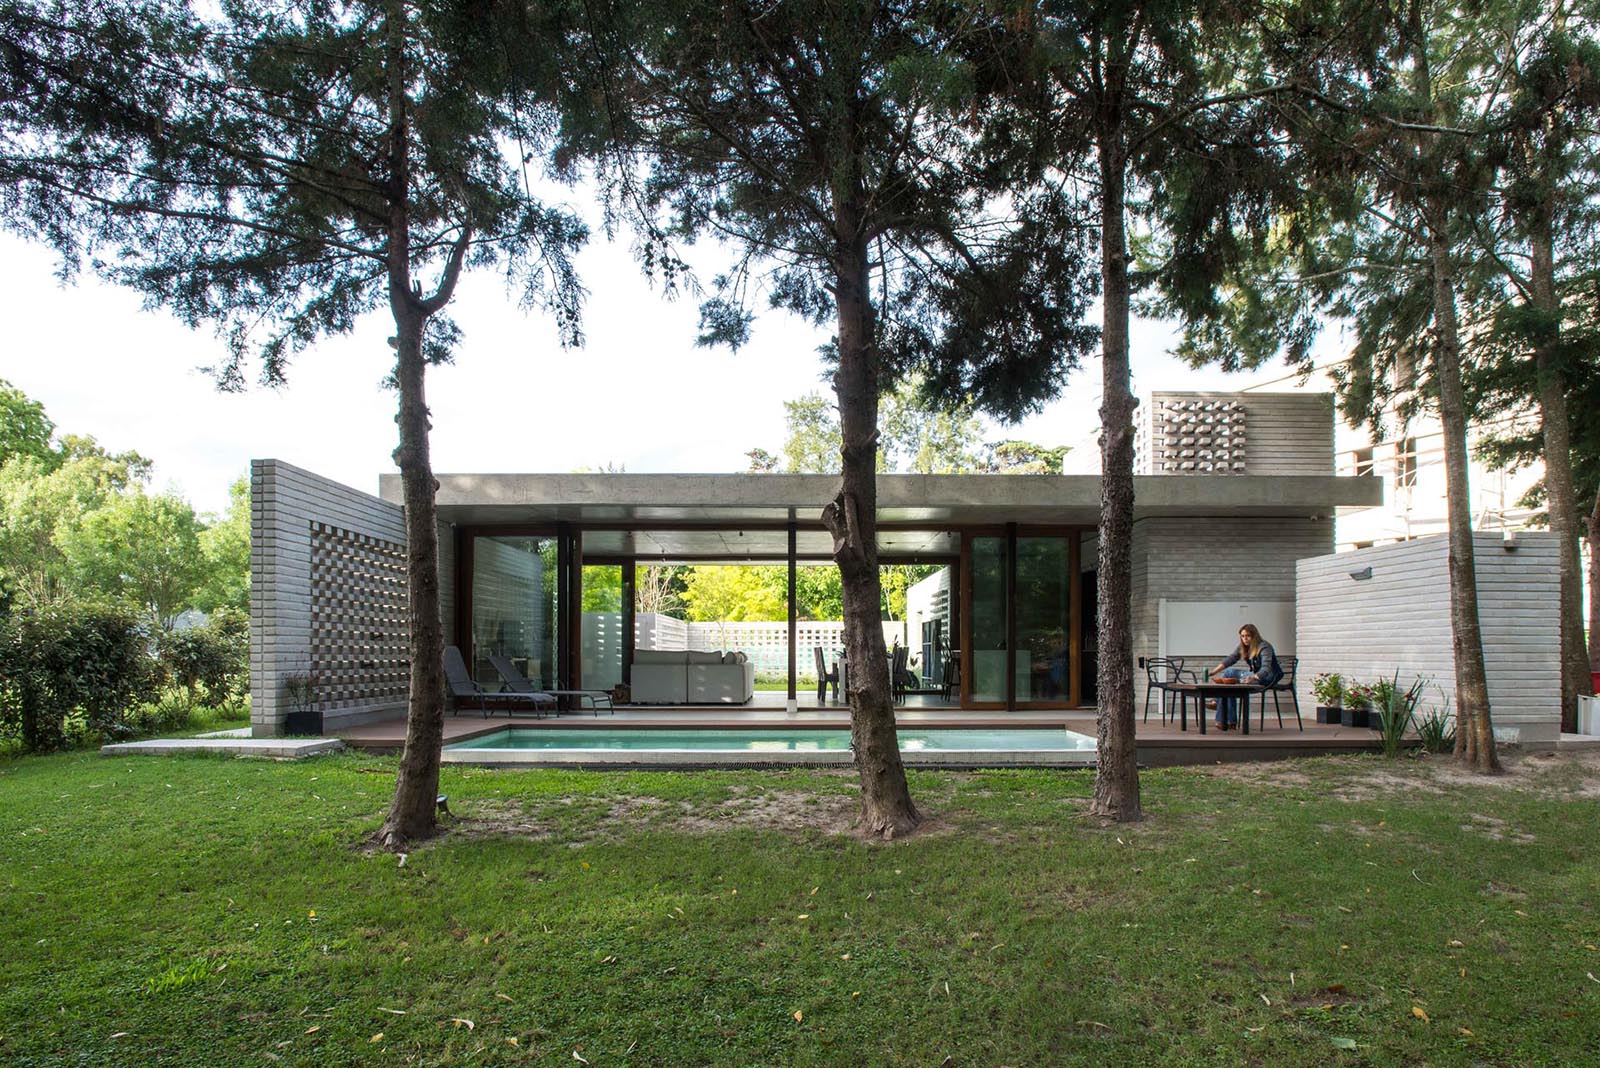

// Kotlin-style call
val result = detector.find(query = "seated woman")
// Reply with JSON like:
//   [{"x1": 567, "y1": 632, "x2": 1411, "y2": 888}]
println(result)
[{"x1": 1209, "y1": 623, "x2": 1283, "y2": 730}]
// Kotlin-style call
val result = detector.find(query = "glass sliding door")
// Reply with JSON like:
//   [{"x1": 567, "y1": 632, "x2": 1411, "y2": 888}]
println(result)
[
  {"x1": 471, "y1": 535, "x2": 559, "y2": 690},
  {"x1": 1080, "y1": 533, "x2": 1098, "y2": 705},
  {"x1": 1015, "y1": 536, "x2": 1072, "y2": 703},
  {"x1": 963, "y1": 529, "x2": 1080, "y2": 709},
  {"x1": 580, "y1": 564, "x2": 625, "y2": 693},
  {"x1": 968, "y1": 536, "x2": 1008, "y2": 703}
]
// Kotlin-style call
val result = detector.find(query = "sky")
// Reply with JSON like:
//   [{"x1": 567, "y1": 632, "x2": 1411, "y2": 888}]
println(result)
[{"x1": 0, "y1": 207, "x2": 1292, "y2": 516}]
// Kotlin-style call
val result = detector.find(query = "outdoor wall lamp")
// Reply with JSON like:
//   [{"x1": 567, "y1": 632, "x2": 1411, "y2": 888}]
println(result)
[
  {"x1": 1349, "y1": 567, "x2": 1373, "y2": 581},
  {"x1": 1502, "y1": 529, "x2": 1520, "y2": 552}
]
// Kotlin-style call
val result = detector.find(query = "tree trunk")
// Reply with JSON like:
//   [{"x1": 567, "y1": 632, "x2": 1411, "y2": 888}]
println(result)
[
  {"x1": 1429, "y1": 232, "x2": 1499, "y2": 772},
  {"x1": 1529, "y1": 220, "x2": 1591, "y2": 726},
  {"x1": 379, "y1": 309, "x2": 449, "y2": 846},
  {"x1": 824, "y1": 204, "x2": 919, "y2": 839},
  {"x1": 1090, "y1": 140, "x2": 1141, "y2": 821},
  {"x1": 377, "y1": 1, "x2": 450, "y2": 846}
]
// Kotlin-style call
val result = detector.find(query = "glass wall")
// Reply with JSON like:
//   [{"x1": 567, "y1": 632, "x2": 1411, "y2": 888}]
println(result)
[
  {"x1": 969, "y1": 536, "x2": 1008, "y2": 702},
  {"x1": 1080, "y1": 533, "x2": 1098, "y2": 705},
  {"x1": 581, "y1": 564, "x2": 625, "y2": 693},
  {"x1": 471, "y1": 536, "x2": 559, "y2": 690},
  {"x1": 966, "y1": 531, "x2": 1078, "y2": 707},
  {"x1": 1015, "y1": 537, "x2": 1072, "y2": 703}
]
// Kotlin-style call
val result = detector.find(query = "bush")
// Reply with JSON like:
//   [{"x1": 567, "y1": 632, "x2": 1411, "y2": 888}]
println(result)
[
  {"x1": 1416, "y1": 706, "x2": 1456, "y2": 753},
  {"x1": 0, "y1": 603, "x2": 157, "y2": 752},
  {"x1": 156, "y1": 609, "x2": 248, "y2": 704}
]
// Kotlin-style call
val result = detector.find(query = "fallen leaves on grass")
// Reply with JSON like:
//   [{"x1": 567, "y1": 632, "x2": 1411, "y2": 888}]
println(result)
[{"x1": 1411, "y1": 1006, "x2": 1430, "y2": 1023}]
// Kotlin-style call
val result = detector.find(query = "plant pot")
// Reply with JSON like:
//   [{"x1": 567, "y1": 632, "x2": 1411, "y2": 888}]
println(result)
[
  {"x1": 1316, "y1": 705, "x2": 1343, "y2": 724},
  {"x1": 284, "y1": 708, "x2": 323, "y2": 736},
  {"x1": 1341, "y1": 705, "x2": 1374, "y2": 730}
]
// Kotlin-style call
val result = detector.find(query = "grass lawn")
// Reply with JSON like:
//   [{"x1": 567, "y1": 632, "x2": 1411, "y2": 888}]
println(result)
[{"x1": 1, "y1": 749, "x2": 1597, "y2": 1066}]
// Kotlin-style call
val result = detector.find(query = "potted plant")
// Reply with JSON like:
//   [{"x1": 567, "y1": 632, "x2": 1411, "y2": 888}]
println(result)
[
  {"x1": 1341, "y1": 682, "x2": 1375, "y2": 729},
  {"x1": 1311, "y1": 672, "x2": 1344, "y2": 724},
  {"x1": 282, "y1": 672, "x2": 320, "y2": 736}
]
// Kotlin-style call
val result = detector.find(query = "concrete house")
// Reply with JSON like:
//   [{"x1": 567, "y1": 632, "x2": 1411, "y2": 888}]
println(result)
[{"x1": 249, "y1": 390, "x2": 1565, "y2": 746}]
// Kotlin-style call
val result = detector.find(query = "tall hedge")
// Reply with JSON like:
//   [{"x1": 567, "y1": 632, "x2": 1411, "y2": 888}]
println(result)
[{"x1": 0, "y1": 603, "x2": 155, "y2": 751}]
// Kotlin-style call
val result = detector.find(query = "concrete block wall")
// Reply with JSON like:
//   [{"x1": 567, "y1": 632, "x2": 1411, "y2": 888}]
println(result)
[
  {"x1": 1139, "y1": 391, "x2": 1334, "y2": 476},
  {"x1": 1295, "y1": 532, "x2": 1561, "y2": 747},
  {"x1": 1131, "y1": 516, "x2": 1333, "y2": 688},
  {"x1": 251, "y1": 460, "x2": 456, "y2": 735}
]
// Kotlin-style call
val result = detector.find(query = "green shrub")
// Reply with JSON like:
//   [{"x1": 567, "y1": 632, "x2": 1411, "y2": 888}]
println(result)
[
  {"x1": 1373, "y1": 671, "x2": 1427, "y2": 758},
  {"x1": 155, "y1": 609, "x2": 248, "y2": 703},
  {"x1": 0, "y1": 603, "x2": 157, "y2": 751},
  {"x1": 130, "y1": 689, "x2": 201, "y2": 735},
  {"x1": 1416, "y1": 705, "x2": 1457, "y2": 753}
]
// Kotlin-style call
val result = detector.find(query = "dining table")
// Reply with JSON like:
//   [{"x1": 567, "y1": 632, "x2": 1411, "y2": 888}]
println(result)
[{"x1": 1164, "y1": 681, "x2": 1268, "y2": 735}]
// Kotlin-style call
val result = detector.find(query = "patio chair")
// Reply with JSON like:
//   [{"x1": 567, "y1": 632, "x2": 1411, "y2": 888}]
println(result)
[
  {"x1": 443, "y1": 645, "x2": 549, "y2": 718},
  {"x1": 1142, "y1": 657, "x2": 1190, "y2": 724},
  {"x1": 891, "y1": 645, "x2": 910, "y2": 704},
  {"x1": 940, "y1": 651, "x2": 961, "y2": 701},
  {"x1": 813, "y1": 646, "x2": 839, "y2": 705},
  {"x1": 488, "y1": 653, "x2": 615, "y2": 716},
  {"x1": 1260, "y1": 655, "x2": 1303, "y2": 731}
]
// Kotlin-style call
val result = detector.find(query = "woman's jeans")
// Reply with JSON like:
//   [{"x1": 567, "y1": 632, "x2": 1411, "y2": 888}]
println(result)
[{"x1": 1215, "y1": 665, "x2": 1252, "y2": 726}]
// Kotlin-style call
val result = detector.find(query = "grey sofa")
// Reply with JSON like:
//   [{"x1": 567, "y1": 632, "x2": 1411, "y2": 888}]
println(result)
[{"x1": 631, "y1": 649, "x2": 755, "y2": 704}]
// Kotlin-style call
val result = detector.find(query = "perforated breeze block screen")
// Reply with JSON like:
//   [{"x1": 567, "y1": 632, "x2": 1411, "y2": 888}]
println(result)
[{"x1": 309, "y1": 522, "x2": 409, "y2": 713}]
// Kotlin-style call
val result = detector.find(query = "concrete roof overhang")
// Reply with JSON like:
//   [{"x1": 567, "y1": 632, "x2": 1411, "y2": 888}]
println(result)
[{"x1": 379, "y1": 473, "x2": 1381, "y2": 560}]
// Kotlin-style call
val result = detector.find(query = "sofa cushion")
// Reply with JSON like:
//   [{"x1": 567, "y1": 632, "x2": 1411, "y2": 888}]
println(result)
[
  {"x1": 633, "y1": 649, "x2": 685, "y2": 665},
  {"x1": 687, "y1": 650, "x2": 725, "y2": 664}
]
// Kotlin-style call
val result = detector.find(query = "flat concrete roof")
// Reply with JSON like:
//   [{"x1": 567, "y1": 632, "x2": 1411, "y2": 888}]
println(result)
[{"x1": 382, "y1": 472, "x2": 1381, "y2": 527}]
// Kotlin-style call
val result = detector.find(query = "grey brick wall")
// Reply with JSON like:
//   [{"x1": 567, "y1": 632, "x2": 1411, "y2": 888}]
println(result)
[
  {"x1": 1139, "y1": 391, "x2": 1334, "y2": 476},
  {"x1": 1130, "y1": 516, "x2": 1333, "y2": 689},
  {"x1": 1295, "y1": 532, "x2": 1561, "y2": 746},
  {"x1": 250, "y1": 460, "x2": 456, "y2": 735}
]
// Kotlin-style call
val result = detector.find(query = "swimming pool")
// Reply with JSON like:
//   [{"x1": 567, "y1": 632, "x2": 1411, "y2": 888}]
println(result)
[{"x1": 443, "y1": 727, "x2": 1098, "y2": 766}]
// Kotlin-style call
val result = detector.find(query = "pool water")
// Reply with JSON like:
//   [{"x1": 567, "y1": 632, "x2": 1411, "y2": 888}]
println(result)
[{"x1": 447, "y1": 728, "x2": 1097, "y2": 753}]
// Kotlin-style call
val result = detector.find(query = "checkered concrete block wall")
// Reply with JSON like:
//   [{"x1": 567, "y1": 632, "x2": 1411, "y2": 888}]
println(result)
[
  {"x1": 252, "y1": 460, "x2": 454, "y2": 735},
  {"x1": 308, "y1": 522, "x2": 409, "y2": 712}
]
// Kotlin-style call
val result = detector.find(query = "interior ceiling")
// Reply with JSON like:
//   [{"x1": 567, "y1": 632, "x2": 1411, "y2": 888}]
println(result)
[{"x1": 578, "y1": 528, "x2": 958, "y2": 560}]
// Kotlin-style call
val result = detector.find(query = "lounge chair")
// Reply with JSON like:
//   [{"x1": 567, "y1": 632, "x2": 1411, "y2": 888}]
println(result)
[
  {"x1": 443, "y1": 645, "x2": 551, "y2": 718},
  {"x1": 488, "y1": 654, "x2": 615, "y2": 716}
]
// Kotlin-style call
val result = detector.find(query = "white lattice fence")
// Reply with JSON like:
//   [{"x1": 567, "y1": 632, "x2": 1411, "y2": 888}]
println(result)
[{"x1": 631, "y1": 615, "x2": 904, "y2": 677}]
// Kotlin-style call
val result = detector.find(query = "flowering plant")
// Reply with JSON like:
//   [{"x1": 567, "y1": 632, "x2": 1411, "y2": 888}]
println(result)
[
  {"x1": 1311, "y1": 672, "x2": 1345, "y2": 707},
  {"x1": 1343, "y1": 682, "x2": 1375, "y2": 709}
]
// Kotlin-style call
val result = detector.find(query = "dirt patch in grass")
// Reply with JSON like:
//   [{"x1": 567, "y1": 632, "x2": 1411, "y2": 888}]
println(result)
[
  {"x1": 1460, "y1": 813, "x2": 1536, "y2": 843},
  {"x1": 593, "y1": 788, "x2": 861, "y2": 837},
  {"x1": 438, "y1": 799, "x2": 560, "y2": 843},
  {"x1": 1203, "y1": 749, "x2": 1600, "y2": 803}
]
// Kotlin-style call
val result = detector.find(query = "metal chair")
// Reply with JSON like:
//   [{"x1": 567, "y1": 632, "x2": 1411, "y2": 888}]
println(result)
[
  {"x1": 813, "y1": 645, "x2": 839, "y2": 705},
  {"x1": 1261, "y1": 655, "x2": 1303, "y2": 731},
  {"x1": 891, "y1": 645, "x2": 913, "y2": 704},
  {"x1": 1142, "y1": 657, "x2": 1189, "y2": 724},
  {"x1": 443, "y1": 646, "x2": 549, "y2": 718},
  {"x1": 940, "y1": 651, "x2": 962, "y2": 702}
]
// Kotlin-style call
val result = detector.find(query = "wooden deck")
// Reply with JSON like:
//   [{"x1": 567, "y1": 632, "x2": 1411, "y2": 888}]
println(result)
[{"x1": 337, "y1": 703, "x2": 1380, "y2": 767}]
